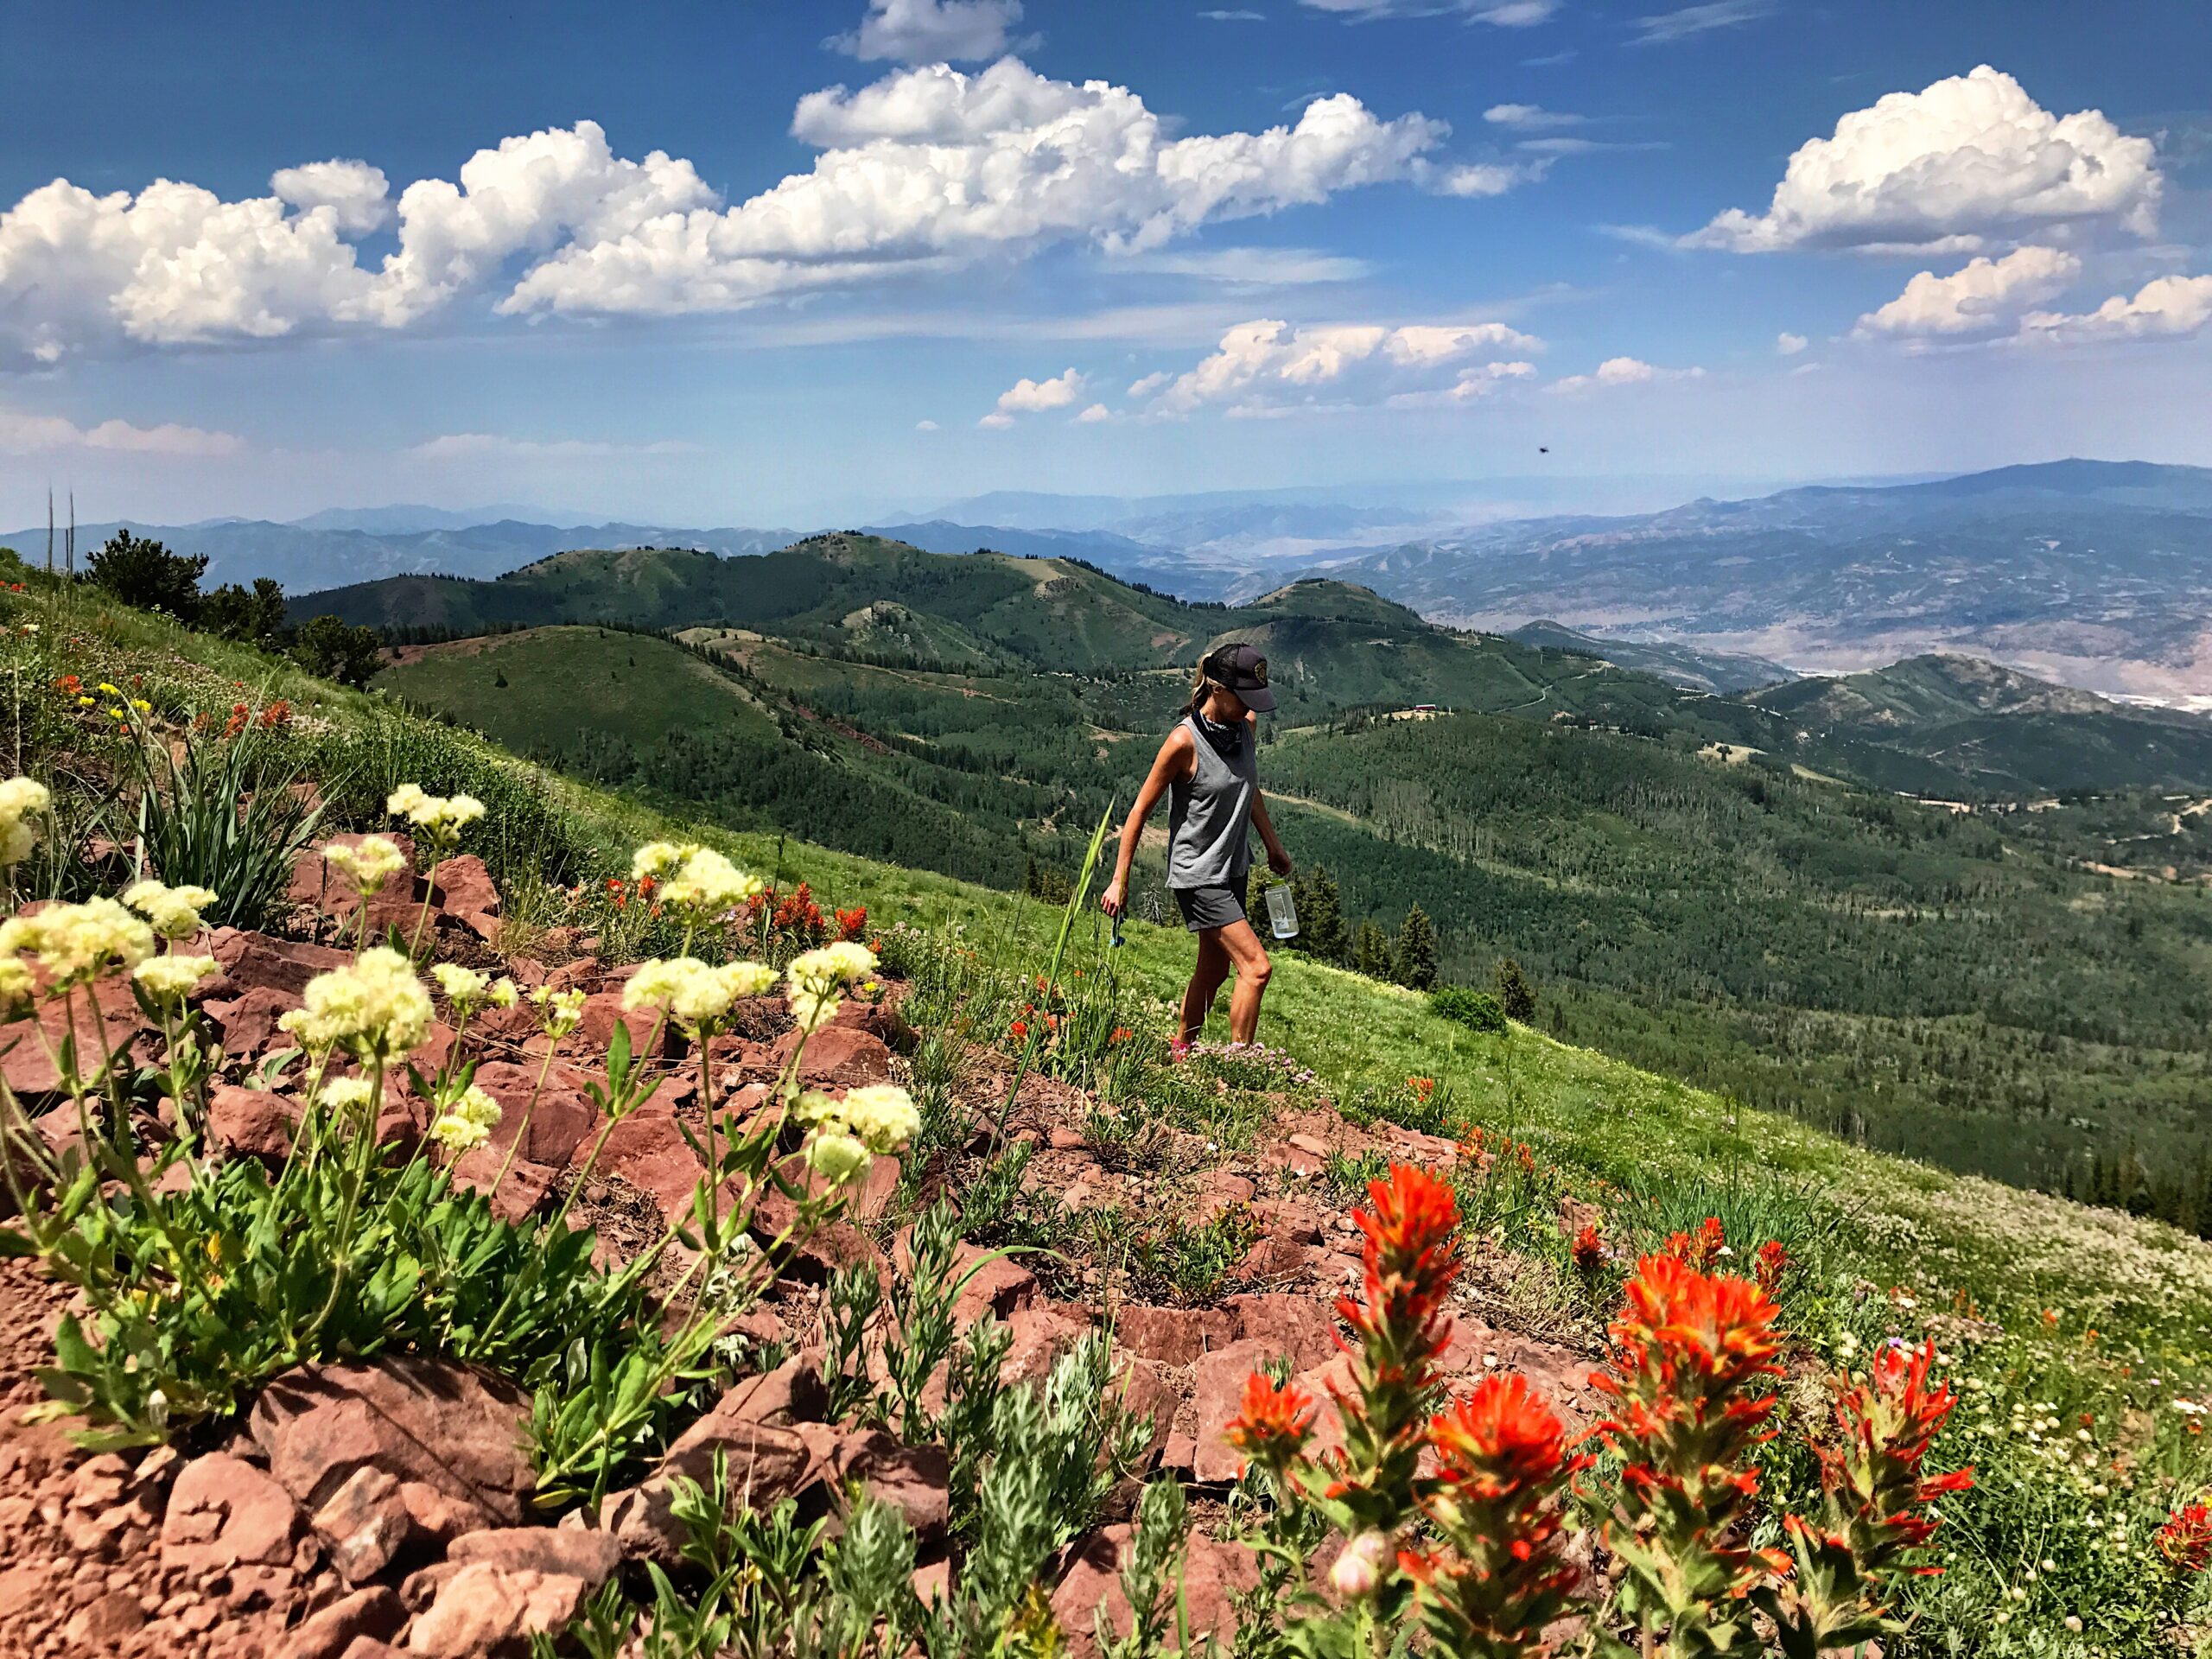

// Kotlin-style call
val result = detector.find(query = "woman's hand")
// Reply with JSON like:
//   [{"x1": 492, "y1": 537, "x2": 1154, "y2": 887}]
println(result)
[
  {"x1": 1101, "y1": 878, "x2": 1126, "y2": 918},
  {"x1": 1268, "y1": 844, "x2": 1293, "y2": 877}
]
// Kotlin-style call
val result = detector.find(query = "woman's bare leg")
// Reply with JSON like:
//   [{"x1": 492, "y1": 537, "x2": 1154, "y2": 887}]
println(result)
[
  {"x1": 1215, "y1": 920, "x2": 1274, "y2": 1046},
  {"x1": 1180, "y1": 929, "x2": 1233, "y2": 1042}
]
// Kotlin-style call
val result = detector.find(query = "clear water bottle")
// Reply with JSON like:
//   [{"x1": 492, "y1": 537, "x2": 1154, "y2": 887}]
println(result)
[{"x1": 1264, "y1": 882, "x2": 1299, "y2": 940}]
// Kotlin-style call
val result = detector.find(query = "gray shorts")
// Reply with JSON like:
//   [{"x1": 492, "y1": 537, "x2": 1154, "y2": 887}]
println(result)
[{"x1": 1172, "y1": 883, "x2": 1247, "y2": 933}]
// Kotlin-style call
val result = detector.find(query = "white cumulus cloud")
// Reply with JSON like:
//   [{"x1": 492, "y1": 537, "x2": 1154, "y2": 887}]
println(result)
[
  {"x1": 1133, "y1": 315, "x2": 1541, "y2": 416},
  {"x1": 0, "y1": 59, "x2": 1458, "y2": 362},
  {"x1": 2020, "y1": 273, "x2": 2212, "y2": 341},
  {"x1": 1856, "y1": 245, "x2": 2081, "y2": 338},
  {"x1": 829, "y1": 0, "x2": 1025, "y2": 64},
  {"x1": 995, "y1": 367, "x2": 1085, "y2": 413},
  {"x1": 915, "y1": 417, "x2": 941, "y2": 430},
  {"x1": 1549, "y1": 355, "x2": 1701, "y2": 392},
  {"x1": 977, "y1": 410, "x2": 1016, "y2": 429},
  {"x1": 0, "y1": 407, "x2": 244, "y2": 456},
  {"x1": 1776, "y1": 331, "x2": 1808, "y2": 355},
  {"x1": 1688, "y1": 66, "x2": 2159, "y2": 253},
  {"x1": 1075, "y1": 403, "x2": 1114, "y2": 422}
]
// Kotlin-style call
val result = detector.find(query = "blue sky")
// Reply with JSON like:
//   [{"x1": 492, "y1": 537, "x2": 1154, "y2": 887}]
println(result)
[{"x1": 2, "y1": 0, "x2": 2208, "y2": 526}]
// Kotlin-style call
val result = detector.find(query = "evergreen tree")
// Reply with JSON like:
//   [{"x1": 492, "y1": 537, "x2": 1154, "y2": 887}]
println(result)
[
  {"x1": 1293, "y1": 863, "x2": 1346, "y2": 963},
  {"x1": 1352, "y1": 919, "x2": 1392, "y2": 979},
  {"x1": 1394, "y1": 903, "x2": 1439, "y2": 991},
  {"x1": 199, "y1": 576, "x2": 286, "y2": 645},
  {"x1": 1495, "y1": 956, "x2": 1536, "y2": 1023},
  {"x1": 86, "y1": 530, "x2": 207, "y2": 622}
]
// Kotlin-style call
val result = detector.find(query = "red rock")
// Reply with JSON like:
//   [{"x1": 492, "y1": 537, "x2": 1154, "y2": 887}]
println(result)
[
  {"x1": 469, "y1": 1061, "x2": 598, "y2": 1168},
  {"x1": 768, "y1": 1024, "x2": 893, "y2": 1088},
  {"x1": 1112, "y1": 1306, "x2": 1235, "y2": 1367},
  {"x1": 275, "y1": 1586, "x2": 405, "y2": 1659},
  {"x1": 62, "y1": 1589, "x2": 145, "y2": 1647},
  {"x1": 576, "y1": 990, "x2": 673, "y2": 1059},
  {"x1": 203, "y1": 987, "x2": 302, "y2": 1060},
  {"x1": 160, "y1": 1452, "x2": 302, "y2": 1573},
  {"x1": 1111, "y1": 1357, "x2": 1184, "y2": 1469},
  {"x1": 249, "y1": 1357, "x2": 535, "y2": 1526},
  {"x1": 448, "y1": 1147, "x2": 555, "y2": 1224},
  {"x1": 1193, "y1": 1171, "x2": 1256, "y2": 1219},
  {"x1": 1226, "y1": 1294, "x2": 1340, "y2": 1371},
  {"x1": 950, "y1": 1244, "x2": 1039, "y2": 1325},
  {"x1": 1051, "y1": 1526, "x2": 1258, "y2": 1659},
  {"x1": 2, "y1": 978, "x2": 143, "y2": 1097},
  {"x1": 1248, "y1": 1199, "x2": 1325, "y2": 1247},
  {"x1": 213, "y1": 932, "x2": 353, "y2": 999},
  {"x1": 604, "y1": 1415, "x2": 817, "y2": 1567},
  {"x1": 850, "y1": 1153, "x2": 901, "y2": 1221},
  {"x1": 710, "y1": 1358, "x2": 827, "y2": 1427},
  {"x1": 429, "y1": 855, "x2": 501, "y2": 940},
  {"x1": 999, "y1": 1306, "x2": 1092, "y2": 1387},
  {"x1": 207, "y1": 1085, "x2": 303, "y2": 1163},
  {"x1": 445, "y1": 1528, "x2": 620, "y2": 1588},
  {"x1": 1185, "y1": 1338, "x2": 1276, "y2": 1484},
  {"x1": 311, "y1": 1466, "x2": 416, "y2": 1586},
  {"x1": 748, "y1": 1187, "x2": 887, "y2": 1278},
  {"x1": 405, "y1": 1561, "x2": 588, "y2": 1659},
  {"x1": 569, "y1": 1110, "x2": 703, "y2": 1229},
  {"x1": 824, "y1": 1430, "x2": 950, "y2": 1539}
]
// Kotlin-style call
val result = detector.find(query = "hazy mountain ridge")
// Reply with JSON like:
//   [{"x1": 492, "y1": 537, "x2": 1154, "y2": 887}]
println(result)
[{"x1": 1315, "y1": 460, "x2": 2212, "y2": 702}]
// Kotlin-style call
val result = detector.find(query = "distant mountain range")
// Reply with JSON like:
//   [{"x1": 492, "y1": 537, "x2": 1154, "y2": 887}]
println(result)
[
  {"x1": 1312, "y1": 460, "x2": 2212, "y2": 702},
  {"x1": 16, "y1": 458, "x2": 2212, "y2": 702},
  {"x1": 1504, "y1": 620, "x2": 1795, "y2": 695}
]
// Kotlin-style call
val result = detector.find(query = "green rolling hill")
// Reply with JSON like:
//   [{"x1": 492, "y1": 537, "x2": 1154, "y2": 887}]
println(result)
[{"x1": 367, "y1": 557, "x2": 2212, "y2": 1235}]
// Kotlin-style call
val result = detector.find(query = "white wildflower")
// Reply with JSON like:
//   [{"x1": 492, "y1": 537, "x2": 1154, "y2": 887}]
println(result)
[
  {"x1": 804, "y1": 1131, "x2": 871, "y2": 1187},
  {"x1": 278, "y1": 947, "x2": 433, "y2": 1063},
  {"x1": 0, "y1": 775, "x2": 50, "y2": 868},
  {"x1": 530, "y1": 984, "x2": 586, "y2": 1039},
  {"x1": 0, "y1": 896, "x2": 155, "y2": 985},
  {"x1": 319, "y1": 1076, "x2": 378, "y2": 1116},
  {"x1": 121, "y1": 880, "x2": 219, "y2": 941},
  {"x1": 132, "y1": 954, "x2": 218, "y2": 1002},
  {"x1": 430, "y1": 962, "x2": 491, "y2": 1009},
  {"x1": 323, "y1": 835, "x2": 408, "y2": 895},
  {"x1": 839, "y1": 1084, "x2": 920, "y2": 1154}
]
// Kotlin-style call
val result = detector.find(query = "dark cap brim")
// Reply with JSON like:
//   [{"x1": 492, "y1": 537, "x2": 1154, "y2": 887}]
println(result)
[{"x1": 1236, "y1": 683, "x2": 1277, "y2": 712}]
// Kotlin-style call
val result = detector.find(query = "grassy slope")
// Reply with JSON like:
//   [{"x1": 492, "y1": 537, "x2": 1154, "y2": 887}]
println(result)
[
  {"x1": 26, "y1": 586, "x2": 2208, "y2": 1361},
  {"x1": 380, "y1": 626, "x2": 779, "y2": 754}
]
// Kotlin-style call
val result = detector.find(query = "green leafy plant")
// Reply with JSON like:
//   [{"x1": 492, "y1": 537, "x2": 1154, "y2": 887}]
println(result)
[
  {"x1": 122, "y1": 715, "x2": 325, "y2": 931},
  {"x1": 1431, "y1": 983, "x2": 1508, "y2": 1035}
]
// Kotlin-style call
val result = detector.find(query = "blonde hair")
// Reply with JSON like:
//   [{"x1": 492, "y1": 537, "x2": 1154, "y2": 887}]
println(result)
[{"x1": 1181, "y1": 660, "x2": 1213, "y2": 719}]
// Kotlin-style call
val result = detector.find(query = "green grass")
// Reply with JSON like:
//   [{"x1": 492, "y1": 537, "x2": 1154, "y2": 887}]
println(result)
[{"x1": 376, "y1": 626, "x2": 779, "y2": 755}]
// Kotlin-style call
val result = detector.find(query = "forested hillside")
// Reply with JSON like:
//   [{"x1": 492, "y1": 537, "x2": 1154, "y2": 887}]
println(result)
[{"x1": 377, "y1": 564, "x2": 2212, "y2": 1236}]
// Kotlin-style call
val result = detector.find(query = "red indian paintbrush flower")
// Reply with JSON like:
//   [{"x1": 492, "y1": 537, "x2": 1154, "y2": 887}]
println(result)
[
  {"x1": 1571, "y1": 1223, "x2": 1606, "y2": 1275},
  {"x1": 1766, "y1": 1341, "x2": 1974, "y2": 1652},
  {"x1": 1319, "y1": 1163, "x2": 1463, "y2": 1534},
  {"x1": 1752, "y1": 1239, "x2": 1791, "y2": 1297},
  {"x1": 1592, "y1": 1255, "x2": 1785, "y2": 1643},
  {"x1": 1405, "y1": 1373, "x2": 1590, "y2": 1659},
  {"x1": 2158, "y1": 1502, "x2": 2212, "y2": 1573},
  {"x1": 1226, "y1": 1372, "x2": 1316, "y2": 1474}
]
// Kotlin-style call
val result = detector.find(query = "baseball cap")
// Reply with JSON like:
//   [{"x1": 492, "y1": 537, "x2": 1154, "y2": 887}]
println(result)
[{"x1": 1205, "y1": 641, "x2": 1277, "y2": 712}]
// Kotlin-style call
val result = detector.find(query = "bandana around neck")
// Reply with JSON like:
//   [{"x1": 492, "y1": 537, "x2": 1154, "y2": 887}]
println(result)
[{"x1": 1193, "y1": 708, "x2": 1245, "y2": 757}]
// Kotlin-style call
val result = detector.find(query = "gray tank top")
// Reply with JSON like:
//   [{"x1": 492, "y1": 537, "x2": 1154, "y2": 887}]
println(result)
[{"x1": 1166, "y1": 714, "x2": 1257, "y2": 890}]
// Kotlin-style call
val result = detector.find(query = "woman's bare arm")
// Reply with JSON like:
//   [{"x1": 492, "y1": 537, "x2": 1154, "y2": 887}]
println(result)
[
  {"x1": 1249, "y1": 788, "x2": 1292, "y2": 876},
  {"x1": 1102, "y1": 727, "x2": 1194, "y2": 917}
]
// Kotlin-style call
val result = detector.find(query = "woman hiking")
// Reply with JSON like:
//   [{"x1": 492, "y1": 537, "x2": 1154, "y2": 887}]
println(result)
[{"x1": 1100, "y1": 641, "x2": 1294, "y2": 1053}]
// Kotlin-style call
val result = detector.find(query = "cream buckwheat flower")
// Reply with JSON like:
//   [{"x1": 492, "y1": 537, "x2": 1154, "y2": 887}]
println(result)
[
  {"x1": 486, "y1": 976, "x2": 518, "y2": 1009},
  {"x1": 629, "y1": 841, "x2": 688, "y2": 881},
  {"x1": 385, "y1": 783, "x2": 431, "y2": 820},
  {"x1": 786, "y1": 941, "x2": 879, "y2": 1028},
  {"x1": 622, "y1": 957, "x2": 739, "y2": 1030},
  {"x1": 429, "y1": 1081, "x2": 502, "y2": 1154},
  {"x1": 133, "y1": 954, "x2": 218, "y2": 1002},
  {"x1": 719, "y1": 961, "x2": 778, "y2": 1001},
  {"x1": 278, "y1": 946, "x2": 433, "y2": 1063},
  {"x1": 319, "y1": 1076, "x2": 377, "y2": 1116},
  {"x1": 323, "y1": 836, "x2": 407, "y2": 895},
  {"x1": 430, "y1": 962, "x2": 490, "y2": 1009},
  {"x1": 386, "y1": 785, "x2": 484, "y2": 846},
  {"x1": 839, "y1": 1084, "x2": 921, "y2": 1154},
  {"x1": 0, "y1": 957, "x2": 35, "y2": 1019},
  {"x1": 0, "y1": 776, "x2": 50, "y2": 868},
  {"x1": 804, "y1": 1131, "x2": 871, "y2": 1187},
  {"x1": 122, "y1": 880, "x2": 219, "y2": 940},
  {"x1": 530, "y1": 984, "x2": 586, "y2": 1039},
  {"x1": 0, "y1": 897, "x2": 155, "y2": 986}
]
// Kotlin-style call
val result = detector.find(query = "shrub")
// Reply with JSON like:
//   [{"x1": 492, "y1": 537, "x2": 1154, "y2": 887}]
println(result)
[
  {"x1": 293, "y1": 613, "x2": 385, "y2": 689},
  {"x1": 1431, "y1": 983, "x2": 1507, "y2": 1034},
  {"x1": 86, "y1": 531, "x2": 207, "y2": 622}
]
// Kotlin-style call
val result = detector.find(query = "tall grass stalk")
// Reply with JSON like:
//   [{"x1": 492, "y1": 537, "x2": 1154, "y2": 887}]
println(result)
[{"x1": 993, "y1": 804, "x2": 1114, "y2": 1146}]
